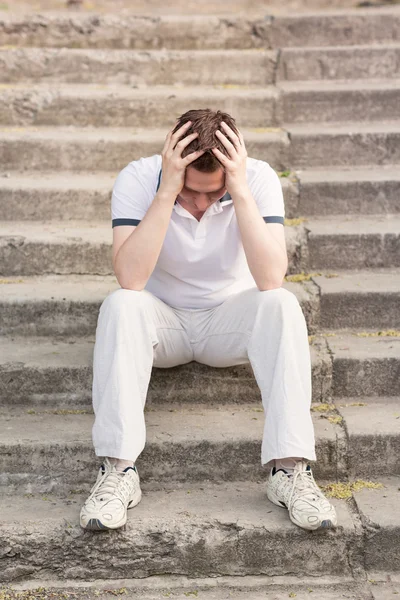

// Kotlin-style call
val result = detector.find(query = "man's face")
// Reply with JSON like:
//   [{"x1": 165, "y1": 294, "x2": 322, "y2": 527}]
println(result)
[{"x1": 177, "y1": 167, "x2": 226, "y2": 219}]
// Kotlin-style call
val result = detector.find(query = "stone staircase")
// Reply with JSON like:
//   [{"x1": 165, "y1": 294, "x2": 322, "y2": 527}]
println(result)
[{"x1": 0, "y1": 5, "x2": 399, "y2": 599}]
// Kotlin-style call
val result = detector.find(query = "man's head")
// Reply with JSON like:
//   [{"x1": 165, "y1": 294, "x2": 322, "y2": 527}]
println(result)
[{"x1": 172, "y1": 108, "x2": 239, "y2": 216}]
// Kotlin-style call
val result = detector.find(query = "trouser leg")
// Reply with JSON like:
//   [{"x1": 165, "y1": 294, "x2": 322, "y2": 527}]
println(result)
[
  {"x1": 91, "y1": 288, "x2": 193, "y2": 462},
  {"x1": 191, "y1": 287, "x2": 316, "y2": 471}
]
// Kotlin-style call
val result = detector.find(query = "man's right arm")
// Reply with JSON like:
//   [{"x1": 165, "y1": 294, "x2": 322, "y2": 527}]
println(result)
[
  {"x1": 112, "y1": 120, "x2": 205, "y2": 291},
  {"x1": 112, "y1": 188, "x2": 176, "y2": 291}
]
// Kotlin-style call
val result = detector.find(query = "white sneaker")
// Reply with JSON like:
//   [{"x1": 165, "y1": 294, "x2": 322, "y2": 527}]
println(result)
[
  {"x1": 266, "y1": 459, "x2": 338, "y2": 531},
  {"x1": 80, "y1": 457, "x2": 142, "y2": 530}
]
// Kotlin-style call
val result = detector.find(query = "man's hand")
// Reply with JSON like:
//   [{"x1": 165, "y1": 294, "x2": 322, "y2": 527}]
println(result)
[
  {"x1": 212, "y1": 121, "x2": 248, "y2": 197},
  {"x1": 159, "y1": 120, "x2": 205, "y2": 197}
]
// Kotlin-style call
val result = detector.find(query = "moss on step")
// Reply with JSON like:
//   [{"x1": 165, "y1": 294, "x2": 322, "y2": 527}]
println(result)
[{"x1": 321, "y1": 479, "x2": 384, "y2": 499}]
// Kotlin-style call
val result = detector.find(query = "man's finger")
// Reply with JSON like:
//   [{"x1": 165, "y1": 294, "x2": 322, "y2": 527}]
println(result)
[
  {"x1": 215, "y1": 130, "x2": 236, "y2": 158},
  {"x1": 170, "y1": 120, "x2": 193, "y2": 144},
  {"x1": 184, "y1": 149, "x2": 206, "y2": 165},
  {"x1": 173, "y1": 131, "x2": 199, "y2": 152},
  {"x1": 221, "y1": 121, "x2": 241, "y2": 148}
]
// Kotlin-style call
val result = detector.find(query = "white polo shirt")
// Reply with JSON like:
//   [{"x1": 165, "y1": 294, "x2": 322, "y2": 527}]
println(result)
[{"x1": 111, "y1": 154, "x2": 285, "y2": 309}]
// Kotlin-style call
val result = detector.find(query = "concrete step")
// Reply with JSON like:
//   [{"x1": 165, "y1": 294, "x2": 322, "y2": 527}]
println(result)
[
  {"x1": 3, "y1": 81, "x2": 400, "y2": 128},
  {"x1": 1, "y1": 216, "x2": 399, "y2": 275},
  {"x1": 0, "y1": 84, "x2": 279, "y2": 128},
  {"x1": 1, "y1": 167, "x2": 398, "y2": 221},
  {"x1": 0, "y1": 47, "x2": 277, "y2": 85},
  {"x1": 1, "y1": 271, "x2": 399, "y2": 337},
  {"x1": 0, "y1": 477, "x2": 398, "y2": 582},
  {"x1": 296, "y1": 166, "x2": 400, "y2": 216},
  {"x1": 0, "y1": 127, "x2": 289, "y2": 172},
  {"x1": 306, "y1": 215, "x2": 400, "y2": 269},
  {"x1": 288, "y1": 121, "x2": 400, "y2": 168},
  {"x1": 4, "y1": 577, "x2": 399, "y2": 600},
  {"x1": 278, "y1": 79, "x2": 400, "y2": 123},
  {"x1": 1, "y1": 8, "x2": 400, "y2": 49},
  {"x1": 0, "y1": 402, "x2": 346, "y2": 492},
  {"x1": 277, "y1": 44, "x2": 400, "y2": 81},
  {"x1": 1, "y1": 123, "x2": 399, "y2": 172},
  {"x1": 0, "y1": 274, "x2": 319, "y2": 336},
  {"x1": 313, "y1": 269, "x2": 400, "y2": 330},
  {"x1": 0, "y1": 171, "x2": 293, "y2": 221},
  {"x1": 0, "y1": 220, "x2": 303, "y2": 275},
  {"x1": 1, "y1": 333, "x2": 398, "y2": 406}
]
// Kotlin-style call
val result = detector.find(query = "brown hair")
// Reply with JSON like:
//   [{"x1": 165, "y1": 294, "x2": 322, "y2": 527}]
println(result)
[{"x1": 172, "y1": 108, "x2": 240, "y2": 172}]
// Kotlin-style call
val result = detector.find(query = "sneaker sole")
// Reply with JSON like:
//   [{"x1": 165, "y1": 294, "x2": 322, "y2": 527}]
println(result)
[{"x1": 81, "y1": 489, "x2": 142, "y2": 531}]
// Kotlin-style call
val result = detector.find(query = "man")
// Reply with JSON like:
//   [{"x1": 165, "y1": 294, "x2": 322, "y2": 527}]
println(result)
[{"x1": 80, "y1": 109, "x2": 337, "y2": 532}]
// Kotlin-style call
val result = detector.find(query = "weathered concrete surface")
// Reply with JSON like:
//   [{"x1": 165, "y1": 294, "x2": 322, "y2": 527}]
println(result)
[
  {"x1": 0, "y1": 172, "x2": 115, "y2": 221},
  {"x1": 0, "y1": 482, "x2": 358, "y2": 582},
  {"x1": 328, "y1": 334, "x2": 400, "y2": 398},
  {"x1": 0, "y1": 48, "x2": 278, "y2": 85},
  {"x1": 0, "y1": 335, "x2": 330, "y2": 404},
  {"x1": 296, "y1": 167, "x2": 400, "y2": 216},
  {"x1": 0, "y1": 219, "x2": 301, "y2": 276},
  {"x1": 0, "y1": 404, "x2": 344, "y2": 492},
  {"x1": 353, "y1": 477, "x2": 400, "y2": 573},
  {"x1": 288, "y1": 122, "x2": 400, "y2": 168},
  {"x1": 267, "y1": 8, "x2": 400, "y2": 48},
  {"x1": 277, "y1": 45, "x2": 400, "y2": 81},
  {"x1": 1, "y1": 8, "x2": 400, "y2": 49},
  {"x1": 0, "y1": 84, "x2": 278, "y2": 128},
  {"x1": 306, "y1": 215, "x2": 400, "y2": 270},
  {"x1": 3, "y1": 80, "x2": 400, "y2": 128},
  {"x1": 0, "y1": 127, "x2": 289, "y2": 172},
  {"x1": 313, "y1": 270, "x2": 400, "y2": 329},
  {"x1": 337, "y1": 403, "x2": 400, "y2": 477},
  {"x1": 0, "y1": 275, "x2": 319, "y2": 337},
  {"x1": 0, "y1": 172, "x2": 297, "y2": 221},
  {"x1": 0, "y1": 15, "x2": 270, "y2": 50},
  {"x1": 3, "y1": 574, "x2": 386, "y2": 600},
  {"x1": 278, "y1": 80, "x2": 400, "y2": 123}
]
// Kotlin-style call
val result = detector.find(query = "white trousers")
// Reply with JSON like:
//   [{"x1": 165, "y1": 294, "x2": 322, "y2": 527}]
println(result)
[{"x1": 92, "y1": 286, "x2": 316, "y2": 470}]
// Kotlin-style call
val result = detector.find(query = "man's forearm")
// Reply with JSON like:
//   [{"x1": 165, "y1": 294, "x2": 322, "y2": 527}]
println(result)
[
  {"x1": 114, "y1": 190, "x2": 175, "y2": 290},
  {"x1": 233, "y1": 187, "x2": 288, "y2": 290}
]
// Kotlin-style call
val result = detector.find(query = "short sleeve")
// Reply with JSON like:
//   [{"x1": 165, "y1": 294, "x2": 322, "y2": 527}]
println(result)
[
  {"x1": 250, "y1": 163, "x2": 285, "y2": 225},
  {"x1": 111, "y1": 161, "x2": 153, "y2": 228}
]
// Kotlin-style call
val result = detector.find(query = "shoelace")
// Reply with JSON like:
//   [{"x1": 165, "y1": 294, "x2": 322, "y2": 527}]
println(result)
[
  {"x1": 287, "y1": 468, "x2": 324, "y2": 511},
  {"x1": 88, "y1": 466, "x2": 134, "y2": 504}
]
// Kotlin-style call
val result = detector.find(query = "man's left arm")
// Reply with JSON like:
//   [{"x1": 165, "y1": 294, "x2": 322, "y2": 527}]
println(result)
[{"x1": 212, "y1": 122, "x2": 288, "y2": 291}]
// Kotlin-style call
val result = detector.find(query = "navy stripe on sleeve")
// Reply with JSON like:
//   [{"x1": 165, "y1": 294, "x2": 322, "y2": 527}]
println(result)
[
  {"x1": 263, "y1": 216, "x2": 284, "y2": 224},
  {"x1": 112, "y1": 218, "x2": 141, "y2": 228}
]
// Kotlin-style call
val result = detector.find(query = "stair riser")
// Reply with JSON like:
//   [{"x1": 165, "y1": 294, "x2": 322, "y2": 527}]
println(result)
[
  {"x1": 290, "y1": 132, "x2": 400, "y2": 168},
  {"x1": 308, "y1": 234, "x2": 400, "y2": 270},
  {"x1": 0, "y1": 361, "x2": 330, "y2": 405},
  {"x1": 320, "y1": 294, "x2": 400, "y2": 329},
  {"x1": 0, "y1": 136, "x2": 288, "y2": 172},
  {"x1": 3, "y1": 88, "x2": 400, "y2": 128},
  {"x1": 1, "y1": 13, "x2": 399, "y2": 49},
  {"x1": 2, "y1": 132, "x2": 398, "y2": 173},
  {"x1": 1, "y1": 355, "x2": 399, "y2": 406},
  {"x1": 0, "y1": 89, "x2": 277, "y2": 129},
  {"x1": 298, "y1": 180, "x2": 400, "y2": 216},
  {"x1": 1, "y1": 233, "x2": 397, "y2": 275},
  {"x1": 0, "y1": 436, "x2": 340, "y2": 492},
  {"x1": 0, "y1": 234, "x2": 304, "y2": 276},
  {"x1": 0, "y1": 16, "x2": 267, "y2": 50},
  {"x1": 1, "y1": 293, "x2": 399, "y2": 336},
  {"x1": 277, "y1": 47, "x2": 400, "y2": 81},
  {"x1": 279, "y1": 88, "x2": 400, "y2": 124},
  {"x1": 0, "y1": 49, "x2": 277, "y2": 85},
  {"x1": 333, "y1": 358, "x2": 400, "y2": 398},
  {"x1": 1, "y1": 179, "x2": 399, "y2": 220},
  {"x1": 0, "y1": 518, "x2": 359, "y2": 583}
]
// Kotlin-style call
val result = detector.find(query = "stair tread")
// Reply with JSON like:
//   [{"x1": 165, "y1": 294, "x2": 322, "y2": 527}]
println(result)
[
  {"x1": 0, "y1": 478, "x2": 356, "y2": 527},
  {"x1": 305, "y1": 214, "x2": 400, "y2": 234}
]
